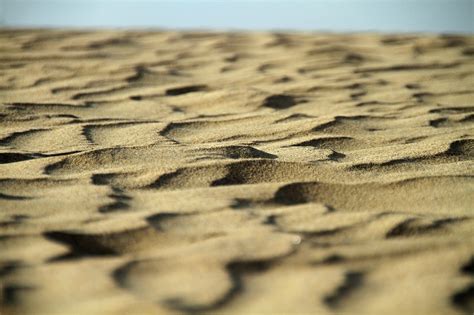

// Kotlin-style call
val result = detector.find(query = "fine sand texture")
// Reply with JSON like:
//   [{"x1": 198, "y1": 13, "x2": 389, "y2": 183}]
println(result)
[{"x1": 0, "y1": 30, "x2": 473, "y2": 315}]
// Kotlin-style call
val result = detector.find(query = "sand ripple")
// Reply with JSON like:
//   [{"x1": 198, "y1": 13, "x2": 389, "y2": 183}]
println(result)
[{"x1": 0, "y1": 30, "x2": 473, "y2": 315}]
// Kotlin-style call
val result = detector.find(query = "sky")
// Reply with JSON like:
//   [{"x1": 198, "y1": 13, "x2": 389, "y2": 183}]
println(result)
[{"x1": 1, "y1": 0, "x2": 473, "y2": 33}]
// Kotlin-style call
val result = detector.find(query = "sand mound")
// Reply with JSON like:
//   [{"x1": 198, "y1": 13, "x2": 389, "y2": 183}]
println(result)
[{"x1": 0, "y1": 30, "x2": 473, "y2": 315}]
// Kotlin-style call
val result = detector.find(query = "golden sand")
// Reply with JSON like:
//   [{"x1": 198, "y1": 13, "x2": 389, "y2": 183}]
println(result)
[{"x1": 0, "y1": 30, "x2": 473, "y2": 315}]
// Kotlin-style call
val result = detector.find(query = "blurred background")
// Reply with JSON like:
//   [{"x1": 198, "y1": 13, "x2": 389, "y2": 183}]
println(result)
[{"x1": 0, "y1": 0, "x2": 472, "y2": 33}]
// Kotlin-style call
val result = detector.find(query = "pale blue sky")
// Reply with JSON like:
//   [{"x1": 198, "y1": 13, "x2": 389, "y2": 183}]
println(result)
[{"x1": 1, "y1": 0, "x2": 473, "y2": 33}]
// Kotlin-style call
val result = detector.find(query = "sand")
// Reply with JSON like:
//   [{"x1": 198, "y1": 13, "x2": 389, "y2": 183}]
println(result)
[{"x1": 0, "y1": 29, "x2": 473, "y2": 315}]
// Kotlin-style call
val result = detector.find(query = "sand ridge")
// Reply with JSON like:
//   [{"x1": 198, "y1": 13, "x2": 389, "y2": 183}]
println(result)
[{"x1": 0, "y1": 30, "x2": 473, "y2": 314}]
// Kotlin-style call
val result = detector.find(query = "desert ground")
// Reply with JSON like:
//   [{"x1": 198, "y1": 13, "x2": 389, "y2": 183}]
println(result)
[{"x1": 0, "y1": 30, "x2": 473, "y2": 315}]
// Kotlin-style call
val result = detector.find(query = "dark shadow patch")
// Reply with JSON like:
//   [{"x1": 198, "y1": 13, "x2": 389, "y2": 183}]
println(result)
[
  {"x1": 112, "y1": 261, "x2": 135, "y2": 289},
  {"x1": 98, "y1": 200, "x2": 129, "y2": 213},
  {"x1": 81, "y1": 126, "x2": 95, "y2": 144},
  {"x1": 2, "y1": 284, "x2": 36, "y2": 305},
  {"x1": 452, "y1": 285, "x2": 474, "y2": 314},
  {"x1": 43, "y1": 159, "x2": 66, "y2": 175},
  {"x1": 211, "y1": 176, "x2": 237, "y2": 187},
  {"x1": 91, "y1": 173, "x2": 114, "y2": 185},
  {"x1": 0, "y1": 152, "x2": 38, "y2": 164},
  {"x1": 460, "y1": 256, "x2": 474, "y2": 275},
  {"x1": 328, "y1": 150, "x2": 346, "y2": 161},
  {"x1": 447, "y1": 139, "x2": 473, "y2": 157},
  {"x1": 88, "y1": 37, "x2": 132, "y2": 49},
  {"x1": 439, "y1": 35, "x2": 466, "y2": 47},
  {"x1": 355, "y1": 101, "x2": 380, "y2": 107},
  {"x1": 462, "y1": 48, "x2": 474, "y2": 56},
  {"x1": 44, "y1": 225, "x2": 157, "y2": 258},
  {"x1": 0, "y1": 261, "x2": 21, "y2": 277},
  {"x1": 344, "y1": 53, "x2": 365, "y2": 64},
  {"x1": 413, "y1": 92, "x2": 433, "y2": 102},
  {"x1": 429, "y1": 118, "x2": 448, "y2": 128},
  {"x1": 5, "y1": 102, "x2": 84, "y2": 109},
  {"x1": 263, "y1": 94, "x2": 298, "y2": 110},
  {"x1": 72, "y1": 86, "x2": 125, "y2": 100},
  {"x1": 429, "y1": 106, "x2": 474, "y2": 114},
  {"x1": 129, "y1": 95, "x2": 142, "y2": 101},
  {"x1": 263, "y1": 215, "x2": 277, "y2": 226},
  {"x1": 0, "y1": 215, "x2": 29, "y2": 228},
  {"x1": 452, "y1": 256, "x2": 474, "y2": 313},
  {"x1": 146, "y1": 212, "x2": 182, "y2": 231},
  {"x1": 274, "y1": 76, "x2": 293, "y2": 83},
  {"x1": 324, "y1": 271, "x2": 365, "y2": 309},
  {"x1": 322, "y1": 254, "x2": 345, "y2": 264},
  {"x1": 273, "y1": 182, "x2": 313, "y2": 205},
  {"x1": 165, "y1": 85, "x2": 207, "y2": 96},
  {"x1": 0, "y1": 192, "x2": 32, "y2": 200},
  {"x1": 354, "y1": 62, "x2": 459, "y2": 73},
  {"x1": 386, "y1": 217, "x2": 467, "y2": 238},
  {"x1": 461, "y1": 114, "x2": 474, "y2": 122},
  {"x1": 126, "y1": 65, "x2": 151, "y2": 83},
  {"x1": 224, "y1": 54, "x2": 239, "y2": 63},
  {"x1": 299, "y1": 227, "x2": 347, "y2": 238},
  {"x1": 230, "y1": 198, "x2": 253, "y2": 209},
  {"x1": 350, "y1": 91, "x2": 367, "y2": 99},
  {"x1": 44, "y1": 231, "x2": 117, "y2": 256},
  {"x1": 99, "y1": 188, "x2": 132, "y2": 213},
  {"x1": 147, "y1": 170, "x2": 182, "y2": 189},
  {"x1": 381, "y1": 36, "x2": 419, "y2": 45},
  {"x1": 405, "y1": 83, "x2": 421, "y2": 90}
]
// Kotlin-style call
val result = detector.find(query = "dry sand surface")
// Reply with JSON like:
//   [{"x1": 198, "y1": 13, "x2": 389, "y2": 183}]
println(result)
[{"x1": 0, "y1": 29, "x2": 473, "y2": 315}]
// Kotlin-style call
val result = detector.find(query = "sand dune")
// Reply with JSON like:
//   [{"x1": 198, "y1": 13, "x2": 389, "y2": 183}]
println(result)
[{"x1": 0, "y1": 30, "x2": 473, "y2": 315}]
